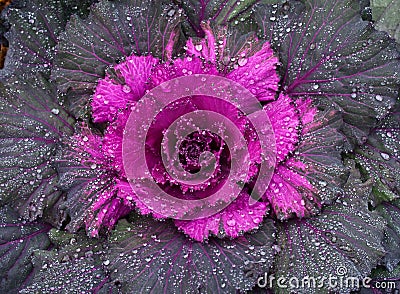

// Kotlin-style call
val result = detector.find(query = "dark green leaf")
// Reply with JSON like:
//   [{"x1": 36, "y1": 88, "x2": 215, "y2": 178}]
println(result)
[
  {"x1": 371, "y1": 0, "x2": 400, "y2": 41},
  {"x1": 376, "y1": 199, "x2": 400, "y2": 272},
  {"x1": 176, "y1": 0, "x2": 259, "y2": 36},
  {"x1": 357, "y1": 264, "x2": 400, "y2": 293}
]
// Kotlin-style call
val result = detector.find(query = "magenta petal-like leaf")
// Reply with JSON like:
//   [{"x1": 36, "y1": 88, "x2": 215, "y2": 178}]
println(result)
[
  {"x1": 264, "y1": 94, "x2": 300, "y2": 162},
  {"x1": 91, "y1": 55, "x2": 158, "y2": 123},
  {"x1": 227, "y1": 42, "x2": 279, "y2": 102},
  {"x1": 174, "y1": 190, "x2": 268, "y2": 241}
]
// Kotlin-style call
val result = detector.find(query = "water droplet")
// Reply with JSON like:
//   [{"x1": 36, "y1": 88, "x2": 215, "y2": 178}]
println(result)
[
  {"x1": 375, "y1": 95, "x2": 383, "y2": 101},
  {"x1": 167, "y1": 9, "x2": 176, "y2": 17},
  {"x1": 227, "y1": 219, "x2": 236, "y2": 226},
  {"x1": 103, "y1": 260, "x2": 110, "y2": 266},
  {"x1": 122, "y1": 85, "x2": 131, "y2": 93},
  {"x1": 51, "y1": 108, "x2": 59, "y2": 115},
  {"x1": 319, "y1": 181, "x2": 327, "y2": 187},
  {"x1": 351, "y1": 93, "x2": 357, "y2": 98},
  {"x1": 312, "y1": 84, "x2": 319, "y2": 90},
  {"x1": 195, "y1": 44, "x2": 203, "y2": 51},
  {"x1": 380, "y1": 152, "x2": 390, "y2": 160},
  {"x1": 272, "y1": 244, "x2": 281, "y2": 252},
  {"x1": 238, "y1": 58, "x2": 248, "y2": 67}
]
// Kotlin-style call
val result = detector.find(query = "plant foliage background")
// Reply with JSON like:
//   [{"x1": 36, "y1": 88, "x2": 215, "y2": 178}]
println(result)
[{"x1": 0, "y1": 0, "x2": 399, "y2": 293}]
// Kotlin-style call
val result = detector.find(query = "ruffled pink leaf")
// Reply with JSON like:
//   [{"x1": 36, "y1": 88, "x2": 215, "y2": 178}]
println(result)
[
  {"x1": 91, "y1": 55, "x2": 158, "y2": 123},
  {"x1": 264, "y1": 94, "x2": 300, "y2": 162},
  {"x1": 227, "y1": 42, "x2": 279, "y2": 102},
  {"x1": 175, "y1": 191, "x2": 268, "y2": 241}
]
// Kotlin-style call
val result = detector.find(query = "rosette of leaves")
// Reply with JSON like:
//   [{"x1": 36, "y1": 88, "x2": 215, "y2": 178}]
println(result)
[{"x1": 0, "y1": 0, "x2": 399, "y2": 293}]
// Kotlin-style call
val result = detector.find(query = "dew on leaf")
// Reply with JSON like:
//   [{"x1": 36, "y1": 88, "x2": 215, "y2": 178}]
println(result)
[
  {"x1": 51, "y1": 108, "x2": 60, "y2": 115},
  {"x1": 380, "y1": 152, "x2": 390, "y2": 160},
  {"x1": 238, "y1": 58, "x2": 248, "y2": 67}
]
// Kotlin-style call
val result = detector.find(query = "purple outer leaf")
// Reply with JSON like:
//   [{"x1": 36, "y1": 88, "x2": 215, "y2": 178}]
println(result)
[
  {"x1": 289, "y1": 108, "x2": 347, "y2": 207},
  {"x1": 55, "y1": 127, "x2": 115, "y2": 233},
  {"x1": 175, "y1": 0, "x2": 260, "y2": 37},
  {"x1": 376, "y1": 199, "x2": 400, "y2": 272},
  {"x1": 106, "y1": 217, "x2": 276, "y2": 293},
  {"x1": 0, "y1": 75, "x2": 75, "y2": 224},
  {"x1": 0, "y1": 206, "x2": 51, "y2": 293},
  {"x1": 1, "y1": 0, "x2": 97, "y2": 79},
  {"x1": 272, "y1": 176, "x2": 386, "y2": 293},
  {"x1": 52, "y1": 0, "x2": 182, "y2": 117},
  {"x1": 20, "y1": 229, "x2": 118, "y2": 294},
  {"x1": 355, "y1": 103, "x2": 400, "y2": 203},
  {"x1": 253, "y1": 0, "x2": 400, "y2": 147}
]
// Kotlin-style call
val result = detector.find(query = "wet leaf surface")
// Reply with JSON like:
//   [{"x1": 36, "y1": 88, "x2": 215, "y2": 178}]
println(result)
[
  {"x1": 254, "y1": 0, "x2": 400, "y2": 147},
  {"x1": 20, "y1": 229, "x2": 116, "y2": 294},
  {"x1": 106, "y1": 217, "x2": 276, "y2": 293},
  {"x1": 1, "y1": 0, "x2": 97, "y2": 78},
  {"x1": 0, "y1": 206, "x2": 51, "y2": 293},
  {"x1": 272, "y1": 173, "x2": 386, "y2": 294},
  {"x1": 52, "y1": 0, "x2": 182, "y2": 117},
  {"x1": 0, "y1": 75, "x2": 74, "y2": 224},
  {"x1": 355, "y1": 103, "x2": 400, "y2": 203}
]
